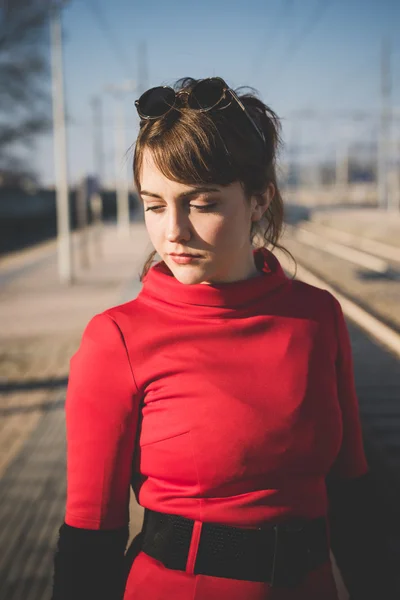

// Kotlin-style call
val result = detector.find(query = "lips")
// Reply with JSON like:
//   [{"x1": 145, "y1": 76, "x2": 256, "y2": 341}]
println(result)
[
  {"x1": 170, "y1": 253, "x2": 201, "y2": 257},
  {"x1": 169, "y1": 253, "x2": 202, "y2": 264}
]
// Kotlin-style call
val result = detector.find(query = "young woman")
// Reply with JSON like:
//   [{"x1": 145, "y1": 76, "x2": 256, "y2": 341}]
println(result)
[{"x1": 52, "y1": 77, "x2": 394, "y2": 599}]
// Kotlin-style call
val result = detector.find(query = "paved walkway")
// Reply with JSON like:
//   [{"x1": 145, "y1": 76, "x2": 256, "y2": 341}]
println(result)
[
  {"x1": 0, "y1": 221, "x2": 150, "y2": 476},
  {"x1": 0, "y1": 221, "x2": 149, "y2": 599}
]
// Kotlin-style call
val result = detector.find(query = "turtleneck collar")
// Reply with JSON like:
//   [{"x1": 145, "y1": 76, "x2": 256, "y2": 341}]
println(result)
[{"x1": 137, "y1": 247, "x2": 289, "y2": 318}]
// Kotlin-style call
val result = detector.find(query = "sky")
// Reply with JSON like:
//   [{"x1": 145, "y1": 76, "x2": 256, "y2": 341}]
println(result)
[{"x1": 34, "y1": 0, "x2": 400, "y2": 187}]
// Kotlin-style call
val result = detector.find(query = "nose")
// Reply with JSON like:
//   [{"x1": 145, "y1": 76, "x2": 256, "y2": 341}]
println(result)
[{"x1": 166, "y1": 208, "x2": 191, "y2": 243}]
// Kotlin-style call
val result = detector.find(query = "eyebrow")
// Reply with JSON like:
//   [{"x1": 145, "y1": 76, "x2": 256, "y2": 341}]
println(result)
[{"x1": 140, "y1": 186, "x2": 220, "y2": 200}]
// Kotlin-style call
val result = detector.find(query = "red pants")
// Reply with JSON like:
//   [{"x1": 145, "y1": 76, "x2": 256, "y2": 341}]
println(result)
[{"x1": 123, "y1": 550, "x2": 339, "y2": 600}]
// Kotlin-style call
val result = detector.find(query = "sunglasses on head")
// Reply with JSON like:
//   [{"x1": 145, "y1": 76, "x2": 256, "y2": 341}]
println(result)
[{"x1": 134, "y1": 77, "x2": 265, "y2": 145}]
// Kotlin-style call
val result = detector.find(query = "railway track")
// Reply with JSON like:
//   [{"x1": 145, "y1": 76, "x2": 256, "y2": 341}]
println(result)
[{"x1": 280, "y1": 222, "x2": 400, "y2": 518}]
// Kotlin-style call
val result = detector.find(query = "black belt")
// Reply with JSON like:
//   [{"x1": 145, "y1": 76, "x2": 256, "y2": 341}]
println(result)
[{"x1": 141, "y1": 508, "x2": 330, "y2": 587}]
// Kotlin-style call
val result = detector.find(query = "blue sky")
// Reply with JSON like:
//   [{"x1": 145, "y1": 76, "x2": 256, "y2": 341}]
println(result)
[{"x1": 35, "y1": 0, "x2": 400, "y2": 186}]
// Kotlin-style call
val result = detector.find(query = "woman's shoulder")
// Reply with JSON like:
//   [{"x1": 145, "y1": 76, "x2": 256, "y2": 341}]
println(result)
[
  {"x1": 285, "y1": 277, "x2": 340, "y2": 319},
  {"x1": 79, "y1": 297, "x2": 146, "y2": 346},
  {"x1": 290, "y1": 277, "x2": 333, "y2": 300}
]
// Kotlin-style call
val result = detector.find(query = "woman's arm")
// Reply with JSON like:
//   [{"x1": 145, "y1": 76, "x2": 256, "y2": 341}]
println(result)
[
  {"x1": 326, "y1": 295, "x2": 398, "y2": 599},
  {"x1": 52, "y1": 313, "x2": 141, "y2": 600},
  {"x1": 327, "y1": 471, "x2": 398, "y2": 600},
  {"x1": 52, "y1": 523, "x2": 129, "y2": 599}
]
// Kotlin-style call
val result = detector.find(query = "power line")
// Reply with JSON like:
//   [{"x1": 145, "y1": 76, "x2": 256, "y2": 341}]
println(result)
[
  {"x1": 322, "y1": 50, "x2": 378, "y2": 101},
  {"x1": 250, "y1": 0, "x2": 294, "y2": 79},
  {"x1": 272, "y1": 0, "x2": 337, "y2": 84},
  {"x1": 83, "y1": 0, "x2": 134, "y2": 80}
]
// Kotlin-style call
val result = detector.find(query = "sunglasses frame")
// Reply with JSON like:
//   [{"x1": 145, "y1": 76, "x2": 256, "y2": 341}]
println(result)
[{"x1": 135, "y1": 77, "x2": 265, "y2": 145}]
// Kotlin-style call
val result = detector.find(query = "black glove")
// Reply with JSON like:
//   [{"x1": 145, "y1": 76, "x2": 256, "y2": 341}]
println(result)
[
  {"x1": 52, "y1": 523, "x2": 129, "y2": 600},
  {"x1": 327, "y1": 471, "x2": 400, "y2": 600}
]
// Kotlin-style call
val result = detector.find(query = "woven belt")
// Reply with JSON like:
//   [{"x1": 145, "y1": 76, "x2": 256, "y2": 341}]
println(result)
[{"x1": 141, "y1": 509, "x2": 329, "y2": 587}]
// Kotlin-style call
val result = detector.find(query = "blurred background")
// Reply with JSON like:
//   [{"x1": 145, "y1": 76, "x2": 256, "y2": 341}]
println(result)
[{"x1": 0, "y1": 1, "x2": 399, "y2": 599}]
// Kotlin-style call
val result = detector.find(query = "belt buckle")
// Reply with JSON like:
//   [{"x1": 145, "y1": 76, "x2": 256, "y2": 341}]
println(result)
[{"x1": 270, "y1": 521, "x2": 309, "y2": 588}]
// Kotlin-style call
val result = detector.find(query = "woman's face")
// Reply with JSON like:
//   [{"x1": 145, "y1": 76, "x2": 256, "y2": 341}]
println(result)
[{"x1": 139, "y1": 148, "x2": 272, "y2": 285}]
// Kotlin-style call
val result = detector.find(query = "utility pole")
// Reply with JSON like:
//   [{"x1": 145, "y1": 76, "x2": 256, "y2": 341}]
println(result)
[
  {"x1": 289, "y1": 118, "x2": 301, "y2": 191},
  {"x1": 377, "y1": 37, "x2": 392, "y2": 210},
  {"x1": 335, "y1": 120, "x2": 356, "y2": 204},
  {"x1": 90, "y1": 96, "x2": 105, "y2": 185},
  {"x1": 50, "y1": 1, "x2": 72, "y2": 284},
  {"x1": 89, "y1": 97, "x2": 105, "y2": 257},
  {"x1": 335, "y1": 139, "x2": 349, "y2": 202},
  {"x1": 105, "y1": 81, "x2": 136, "y2": 238},
  {"x1": 114, "y1": 98, "x2": 130, "y2": 237}
]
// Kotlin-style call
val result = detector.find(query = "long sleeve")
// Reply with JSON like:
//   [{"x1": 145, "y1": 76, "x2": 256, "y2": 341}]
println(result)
[
  {"x1": 52, "y1": 313, "x2": 142, "y2": 599},
  {"x1": 327, "y1": 294, "x2": 368, "y2": 480},
  {"x1": 326, "y1": 296, "x2": 398, "y2": 599}
]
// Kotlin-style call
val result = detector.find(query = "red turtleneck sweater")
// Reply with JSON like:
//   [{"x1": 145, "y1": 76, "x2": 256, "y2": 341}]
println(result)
[{"x1": 60, "y1": 247, "x2": 368, "y2": 599}]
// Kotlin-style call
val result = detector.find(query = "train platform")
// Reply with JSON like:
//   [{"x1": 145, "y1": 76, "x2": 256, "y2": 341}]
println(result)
[{"x1": 0, "y1": 221, "x2": 149, "y2": 599}]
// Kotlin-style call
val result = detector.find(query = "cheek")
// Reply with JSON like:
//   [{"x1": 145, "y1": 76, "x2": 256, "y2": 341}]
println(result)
[
  {"x1": 143, "y1": 214, "x2": 162, "y2": 248},
  {"x1": 197, "y1": 216, "x2": 228, "y2": 243},
  {"x1": 206, "y1": 211, "x2": 249, "y2": 245}
]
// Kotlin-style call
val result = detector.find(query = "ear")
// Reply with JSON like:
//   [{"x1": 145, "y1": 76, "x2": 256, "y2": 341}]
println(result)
[{"x1": 251, "y1": 183, "x2": 275, "y2": 222}]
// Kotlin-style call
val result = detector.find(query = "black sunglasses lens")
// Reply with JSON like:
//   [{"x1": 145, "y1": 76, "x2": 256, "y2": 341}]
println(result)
[
  {"x1": 188, "y1": 78, "x2": 225, "y2": 110},
  {"x1": 138, "y1": 86, "x2": 175, "y2": 118}
]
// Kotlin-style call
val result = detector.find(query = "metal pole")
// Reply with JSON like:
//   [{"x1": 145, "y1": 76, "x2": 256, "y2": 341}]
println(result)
[
  {"x1": 377, "y1": 37, "x2": 392, "y2": 210},
  {"x1": 335, "y1": 122, "x2": 352, "y2": 204},
  {"x1": 388, "y1": 137, "x2": 400, "y2": 212},
  {"x1": 91, "y1": 96, "x2": 105, "y2": 185},
  {"x1": 335, "y1": 142, "x2": 348, "y2": 201},
  {"x1": 89, "y1": 97, "x2": 105, "y2": 257},
  {"x1": 290, "y1": 119, "x2": 301, "y2": 192},
  {"x1": 105, "y1": 81, "x2": 135, "y2": 235},
  {"x1": 114, "y1": 97, "x2": 130, "y2": 237},
  {"x1": 50, "y1": 5, "x2": 72, "y2": 284},
  {"x1": 76, "y1": 176, "x2": 90, "y2": 269}
]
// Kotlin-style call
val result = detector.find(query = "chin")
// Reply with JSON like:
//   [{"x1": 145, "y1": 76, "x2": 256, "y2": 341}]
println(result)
[
  {"x1": 170, "y1": 268, "x2": 207, "y2": 285},
  {"x1": 166, "y1": 261, "x2": 208, "y2": 285}
]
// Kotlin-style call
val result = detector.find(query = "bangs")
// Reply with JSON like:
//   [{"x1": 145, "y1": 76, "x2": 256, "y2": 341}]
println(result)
[{"x1": 134, "y1": 109, "x2": 245, "y2": 191}]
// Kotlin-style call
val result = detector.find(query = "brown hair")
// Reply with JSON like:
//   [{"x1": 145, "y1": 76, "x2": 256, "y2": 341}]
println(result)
[{"x1": 133, "y1": 77, "x2": 295, "y2": 281}]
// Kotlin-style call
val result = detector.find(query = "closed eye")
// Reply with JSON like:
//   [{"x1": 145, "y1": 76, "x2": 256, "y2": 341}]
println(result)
[
  {"x1": 145, "y1": 203, "x2": 217, "y2": 212},
  {"x1": 190, "y1": 203, "x2": 218, "y2": 212}
]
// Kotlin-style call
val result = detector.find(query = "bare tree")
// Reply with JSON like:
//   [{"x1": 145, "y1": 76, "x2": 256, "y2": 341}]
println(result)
[{"x1": 0, "y1": 0, "x2": 51, "y2": 182}]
